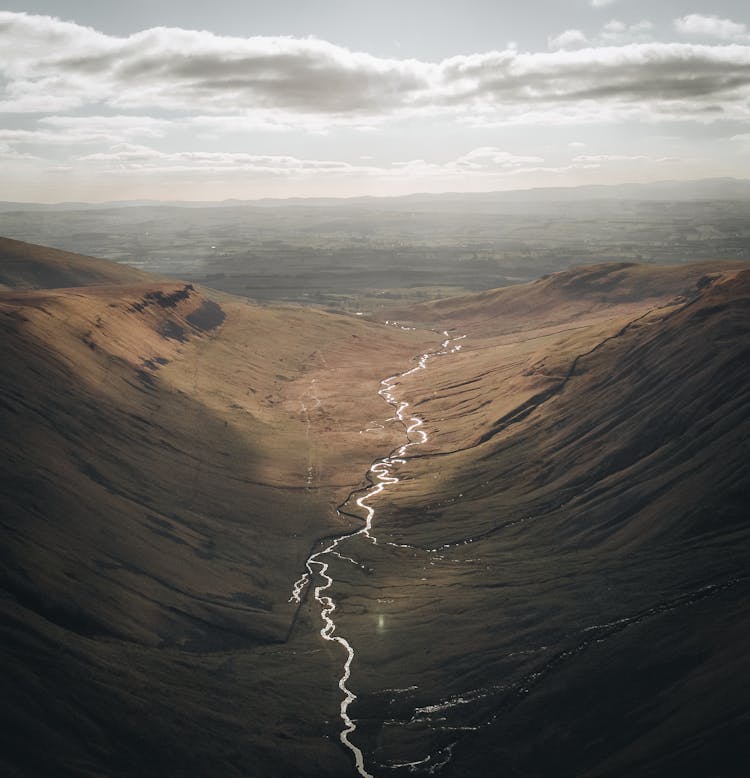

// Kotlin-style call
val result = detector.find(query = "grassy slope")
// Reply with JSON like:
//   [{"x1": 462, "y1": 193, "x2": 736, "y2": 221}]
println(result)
[
  {"x1": 3, "y1": 239, "x2": 748, "y2": 777},
  {"x1": 0, "y1": 236, "x2": 153, "y2": 288},
  {"x1": 316, "y1": 262, "x2": 750, "y2": 777},
  {"x1": 0, "y1": 240, "x2": 434, "y2": 776}
]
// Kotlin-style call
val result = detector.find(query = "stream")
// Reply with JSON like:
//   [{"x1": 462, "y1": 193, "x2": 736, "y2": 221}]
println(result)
[{"x1": 289, "y1": 329, "x2": 465, "y2": 778}]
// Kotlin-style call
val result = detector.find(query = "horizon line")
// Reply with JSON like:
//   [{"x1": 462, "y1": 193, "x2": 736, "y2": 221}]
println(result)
[{"x1": 2, "y1": 175, "x2": 748, "y2": 208}]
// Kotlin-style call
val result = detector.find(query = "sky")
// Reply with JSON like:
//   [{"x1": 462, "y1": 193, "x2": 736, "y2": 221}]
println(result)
[{"x1": 1, "y1": 0, "x2": 750, "y2": 202}]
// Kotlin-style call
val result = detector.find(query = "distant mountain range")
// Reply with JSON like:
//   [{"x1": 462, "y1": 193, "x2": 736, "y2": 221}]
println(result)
[{"x1": 3, "y1": 177, "x2": 750, "y2": 212}]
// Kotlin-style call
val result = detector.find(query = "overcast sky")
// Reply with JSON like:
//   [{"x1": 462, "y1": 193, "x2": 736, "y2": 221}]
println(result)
[{"x1": 2, "y1": 0, "x2": 750, "y2": 202}]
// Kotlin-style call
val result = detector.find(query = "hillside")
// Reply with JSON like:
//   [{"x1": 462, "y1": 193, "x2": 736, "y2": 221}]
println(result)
[
  {"x1": 320, "y1": 262, "x2": 750, "y2": 777},
  {"x1": 0, "y1": 236, "x2": 153, "y2": 289},
  {"x1": 1, "y1": 240, "x2": 748, "y2": 777},
  {"x1": 0, "y1": 239, "x2": 434, "y2": 776}
]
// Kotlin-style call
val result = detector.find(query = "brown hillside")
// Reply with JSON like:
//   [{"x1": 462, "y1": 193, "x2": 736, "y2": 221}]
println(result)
[
  {"x1": 0, "y1": 243, "x2": 436, "y2": 776},
  {"x1": 0, "y1": 235, "x2": 152, "y2": 288},
  {"x1": 387, "y1": 260, "x2": 749, "y2": 334},
  {"x1": 2, "y1": 244, "x2": 749, "y2": 777},
  {"x1": 317, "y1": 263, "x2": 750, "y2": 777}
]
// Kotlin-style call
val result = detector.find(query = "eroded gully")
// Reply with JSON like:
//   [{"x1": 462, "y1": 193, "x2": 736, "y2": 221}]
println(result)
[{"x1": 288, "y1": 329, "x2": 465, "y2": 778}]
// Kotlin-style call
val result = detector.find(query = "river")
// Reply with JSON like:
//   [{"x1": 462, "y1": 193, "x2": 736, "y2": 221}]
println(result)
[{"x1": 289, "y1": 329, "x2": 465, "y2": 777}]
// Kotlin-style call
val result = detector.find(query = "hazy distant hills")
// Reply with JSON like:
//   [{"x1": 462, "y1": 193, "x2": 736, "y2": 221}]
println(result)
[
  {"x1": 2, "y1": 239, "x2": 749, "y2": 776},
  {"x1": 2, "y1": 179, "x2": 749, "y2": 315},
  {"x1": 2, "y1": 177, "x2": 750, "y2": 212},
  {"x1": 385, "y1": 176, "x2": 750, "y2": 206}
]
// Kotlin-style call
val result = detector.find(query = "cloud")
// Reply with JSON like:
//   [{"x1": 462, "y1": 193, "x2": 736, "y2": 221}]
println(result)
[
  {"x1": 0, "y1": 12, "x2": 430, "y2": 117},
  {"x1": 0, "y1": 141, "x2": 39, "y2": 161},
  {"x1": 445, "y1": 44, "x2": 750, "y2": 125},
  {"x1": 566, "y1": 154, "x2": 684, "y2": 174},
  {"x1": 549, "y1": 20, "x2": 653, "y2": 50},
  {"x1": 600, "y1": 20, "x2": 653, "y2": 44},
  {"x1": 591, "y1": 0, "x2": 617, "y2": 7},
  {"x1": 2, "y1": 11, "x2": 750, "y2": 132},
  {"x1": 80, "y1": 143, "x2": 165, "y2": 163},
  {"x1": 547, "y1": 19, "x2": 653, "y2": 51},
  {"x1": 78, "y1": 144, "x2": 359, "y2": 174},
  {"x1": 0, "y1": 116, "x2": 174, "y2": 149},
  {"x1": 72, "y1": 143, "x2": 548, "y2": 184},
  {"x1": 453, "y1": 147, "x2": 544, "y2": 169},
  {"x1": 571, "y1": 154, "x2": 677, "y2": 163},
  {"x1": 675, "y1": 14, "x2": 750, "y2": 42},
  {"x1": 42, "y1": 115, "x2": 172, "y2": 139},
  {"x1": 548, "y1": 29, "x2": 589, "y2": 50},
  {"x1": 75, "y1": 143, "x2": 677, "y2": 196}
]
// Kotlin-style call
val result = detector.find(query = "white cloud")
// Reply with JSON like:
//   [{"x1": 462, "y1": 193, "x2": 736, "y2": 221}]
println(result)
[
  {"x1": 70, "y1": 143, "x2": 550, "y2": 185},
  {"x1": 600, "y1": 20, "x2": 653, "y2": 44},
  {"x1": 78, "y1": 145, "x2": 359, "y2": 175},
  {"x1": 548, "y1": 29, "x2": 589, "y2": 51},
  {"x1": 605, "y1": 20, "x2": 626, "y2": 33},
  {"x1": 454, "y1": 147, "x2": 544, "y2": 169},
  {"x1": 573, "y1": 154, "x2": 647, "y2": 163},
  {"x1": 42, "y1": 115, "x2": 172, "y2": 139},
  {"x1": 0, "y1": 11, "x2": 432, "y2": 116},
  {"x1": 1, "y1": 11, "x2": 750, "y2": 131},
  {"x1": 80, "y1": 143, "x2": 165, "y2": 163},
  {"x1": 2, "y1": 4, "x2": 750, "y2": 196},
  {"x1": 591, "y1": 0, "x2": 617, "y2": 7},
  {"x1": 183, "y1": 114, "x2": 299, "y2": 135},
  {"x1": 0, "y1": 116, "x2": 174, "y2": 149},
  {"x1": 0, "y1": 141, "x2": 39, "y2": 161},
  {"x1": 570, "y1": 154, "x2": 681, "y2": 169},
  {"x1": 450, "y1": 43, "x2": 750, "y2": 129},
  {"x1": 675, "y1": 14, "x2": 749, "y2": 42}
]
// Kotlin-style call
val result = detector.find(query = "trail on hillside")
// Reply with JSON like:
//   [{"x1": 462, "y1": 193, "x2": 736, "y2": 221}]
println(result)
[{"x1": 288, "y1": 329, "x2": 465, "y2": 778}]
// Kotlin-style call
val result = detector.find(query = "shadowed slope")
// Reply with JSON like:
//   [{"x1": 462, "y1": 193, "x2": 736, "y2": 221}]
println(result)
[
  {"x1": 0, "y1": 240, "x2": 435, "y2": 776},
  {"x1": 3, "y1": 243, "x2": 748, "y2": 777},
  {"x1": 319, "y1": 263, "x2": 750, "y2": 777}
]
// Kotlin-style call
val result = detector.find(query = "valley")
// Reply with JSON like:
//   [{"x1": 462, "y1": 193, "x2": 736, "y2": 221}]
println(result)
[{"x1": 1, "y1": 237, "x2": 749, "y2": 777}]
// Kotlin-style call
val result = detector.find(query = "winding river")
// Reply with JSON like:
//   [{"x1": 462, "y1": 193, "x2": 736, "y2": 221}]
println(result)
[{"x1": 289, "y1": 329, "x2": 465, "y2": 778}]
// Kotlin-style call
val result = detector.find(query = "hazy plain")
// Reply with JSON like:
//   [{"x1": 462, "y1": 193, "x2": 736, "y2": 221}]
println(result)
[{"x1": 2, "y1": 183, "x2": 750, "y2": 311}]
